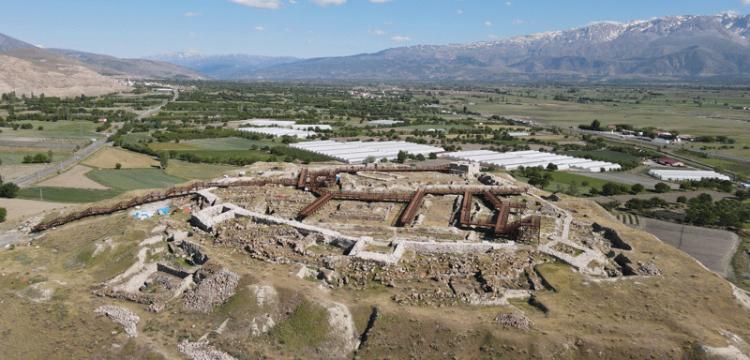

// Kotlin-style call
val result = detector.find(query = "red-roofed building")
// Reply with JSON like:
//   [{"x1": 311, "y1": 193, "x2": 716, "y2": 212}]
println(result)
[{"x1": 657, "y1": 156, "x2": 684, "y2": 167}]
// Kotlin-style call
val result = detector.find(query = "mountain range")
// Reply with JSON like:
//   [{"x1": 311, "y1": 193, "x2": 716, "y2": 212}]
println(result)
[
  {"x1": 242, "y1": 13, "x2": 750, "y2": 82},
  {"x1": 148, "y1": 53, "x2": 298, "y2": 80},
  {"x1": 2, "y1": 12, "x2": 750, "y2": 96}
]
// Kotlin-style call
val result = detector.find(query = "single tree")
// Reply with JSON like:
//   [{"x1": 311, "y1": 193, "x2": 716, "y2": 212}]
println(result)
[{"x1": 654, "y1": 182, "x2": 670, "y2": 193}]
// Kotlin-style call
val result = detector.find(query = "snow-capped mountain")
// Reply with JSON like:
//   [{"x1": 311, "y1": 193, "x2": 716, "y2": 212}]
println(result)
[{"x1": 246, "y1": 13, "x2": 750, "y2": 82}]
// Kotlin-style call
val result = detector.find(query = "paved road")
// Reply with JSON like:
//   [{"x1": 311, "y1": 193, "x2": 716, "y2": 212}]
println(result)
[
  {"x1": 590, "y1": 190, "x2": 733, "y2": 204},
  {"x1": 638, "y1": 217, "x2": 739, "y2": 277},
  {"x1": 12, "y1": 89, "x2": 178, "y2": 188},
  {"x1": 13, "y1": 137, "x2": 110, "y2": 188}
]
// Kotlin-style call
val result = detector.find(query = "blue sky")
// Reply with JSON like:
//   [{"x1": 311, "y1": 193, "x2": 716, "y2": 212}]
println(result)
[{"x1": 2, "y1": 0, "x2": 749, "y2": 58}]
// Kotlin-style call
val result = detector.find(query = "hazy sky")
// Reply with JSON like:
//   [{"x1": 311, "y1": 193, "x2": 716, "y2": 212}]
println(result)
[{"x1": 2, "y1": 0, "x2": 749, "y2": 58}]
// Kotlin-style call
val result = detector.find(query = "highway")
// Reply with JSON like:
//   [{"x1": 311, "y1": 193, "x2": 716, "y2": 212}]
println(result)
[{"x1": 12, "y1": 88, "x2": 178, "y2": 188}]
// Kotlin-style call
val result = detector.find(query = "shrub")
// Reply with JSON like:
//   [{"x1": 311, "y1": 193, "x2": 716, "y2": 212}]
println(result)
[
  {"x1": 0, "y1": 207, "x2": 6, "y2": 222},
  {"x1": 654, "y1": 182, "x2": 670, "y2": 193}
]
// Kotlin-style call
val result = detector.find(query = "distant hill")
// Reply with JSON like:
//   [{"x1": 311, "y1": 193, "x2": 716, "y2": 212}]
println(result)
[
  {"x1": 50, "y1": 49, "x2": 205, "y2": 80},
  {"x1": 0, "y1": 32, "x2": 205, "y2": 97},
  {"x1": 149, "y1": 53, "x2": 299, "y2": 80},
  {"x1": 246, "y1": 13, "x2": 750, "y2": 82},
  {"x1": 0, "y1": 33, "x2": 129, "y2": 97}
]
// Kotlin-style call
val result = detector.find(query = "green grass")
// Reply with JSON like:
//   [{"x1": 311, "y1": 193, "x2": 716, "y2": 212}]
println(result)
[
  {"x1": 86, "y1": 169, "x2": 186, "y2": 191},
  {"x1": 149, "y1": 137, "x2": 276, "y2": 152},
  {"x1": 462, "y1": 87, "x2": 750, "y2": 161},
  {"x1": 0, "y1": 120, "x2": 101, "y2": 139},
  {"x1": 270, "y1": 299, "x2": 331, "y2": 349},
  {"x1": 0, "y1": 150, "x2": 72, "y2": 165},
  {"x1": 165, "y1": 160, "x2": 238, "y2": 180},
  {"x1": 513, "y1": 170, "x2": 629, "y2": 196},
  {"x1": 171, "y1": 149, "x2": 272, "y2": 163},
  {"x1": 563, "y1": 150, "x2": 640, "y2": 166},
  {"x1": 186, "y1": 137, "x2": 276, "y2": 150},
  {"x1": 18, "y1": 168, "x2": 187, "y2": 203},
  {"x1": 18, "y1": 187, "x2": 121, "y2": 203}
]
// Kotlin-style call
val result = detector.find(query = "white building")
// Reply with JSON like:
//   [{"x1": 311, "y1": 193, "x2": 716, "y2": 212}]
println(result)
[
  {"x1": 291, "y1": 124, "x2": 332, "y2": 131},
  {"x1": 507, "y1": 131, "x2": 530, "y2": 138},
  {"x1": 368, "y1": 120, "x2": 404, "y2": 126},
  {"x1": 648, "y1": 169, "x2": 730, "y2": 182},
  {"x1": 238, "y1": 127, "x2": 315, "y2": 139},
  {"x1": 440, "y1": 150, "x2": 622, "y2": 172},
  {"x1": 291, "y1": 140, "x2": 444, "y2": 164},
  {"x1": 244, "y1": 119, "x2": 297, "y2": 128}
]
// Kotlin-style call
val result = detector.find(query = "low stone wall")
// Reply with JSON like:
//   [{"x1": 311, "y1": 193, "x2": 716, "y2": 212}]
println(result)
[
  {"x1": 192, "y1": 197, "x2": 523, "y2": 266},
  {"x1": 400, "y1": 240, "x2": 516, "y2": 254},
  {"x1": 191, "y1": 203, "x2": 360, "y2": 249}
]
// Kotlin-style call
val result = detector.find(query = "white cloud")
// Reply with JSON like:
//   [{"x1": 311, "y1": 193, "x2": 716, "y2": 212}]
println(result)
[
  {"x1": 311, "y1": 0, "x2": 346, "y2": 6},
  {"x1": 743, "y1": 0, "x2": 750, "y2": 5},
  {"x1": 484, "y1": 21, "x2": 493, "y2": 27},
  {"x1": 456, "y1": 9, "x2": 464, "y2": 15},
  {"x1": 230, "y1": 0, "x2": 282, "y2": 9},
  {"x1": 255, "y1": 25, "x2": 265, "y2": 31},
  {"x1": 512, "y1": 19, "x2": 525, "y2": 25},
  {"x1": 391, "y1": 35, "x2": 411, "y2": 42},
  {"x1": 505, "y1": 1, "x2": 512, "y2": 5},
  {"x1": 369, "y1": 29, "x2": 386, "y2": 36},
  {"x1": 184, "y1": 11, "x2": 200, "y2": 17},
  {"x1": 369, "y1": 0, "x2": 391, "y2": 3}
]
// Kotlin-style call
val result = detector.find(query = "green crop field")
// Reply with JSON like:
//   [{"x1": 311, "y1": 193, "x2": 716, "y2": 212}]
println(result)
[
  {"x1": 563, "y1": 150, "x2": 641, "y2": 166},
  {"x1": 513, "y1": 170, "x2": 629, "y2": 196},
  {"x1": 0, "y1": 120, "x2": 102, "y2": 139},
  {"x1": 149, "y1": 137, "x2": 276, "y2": 152},
  {"x1": 86, "y1": 169, "x2": 186, "y2": 191},
  {"x1": 19, "y1": 168, "x2": 187, "y2": 203},
  {"x1": 460, "y1": 87, "x2": 750, "y2": 160},
  {"x1": 17, "y1": 187, "x2": 121, "y2": 203},
  {"x1": 165, "y1": 160, "x2": 238, "y2": 180},
  {"x1": 0, "y1": 149, "x2": 72, "y2": 165}
]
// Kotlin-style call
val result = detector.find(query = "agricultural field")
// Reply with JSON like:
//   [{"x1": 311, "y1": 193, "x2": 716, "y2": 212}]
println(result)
[
  {"x1": 37, "y1": 165, "x2": 108, "y2": 189},
  {"x1": 150, "y1": 137, "x2": 275, "y2": 152},
  {"x1": 82, "y1": 147, "x2": 158, "y2": 169},
  {"x1": 457, "y1": 86, "x2": 750, "y2": 160},
  {"x1": 86, "y1": 168, "x2": 185, "y2": 192},
  {"x1": 511, "y1": 170, "x2": 629, "y2": 196},
  {"x1": 164, "y1": 160, "x2": 238, "y2": 180},
  {"x1": 0, "y1": 120, "x2": 102, "y2": 140},
  {"x1": 19, "y1": 168, "x2": 186, "y2": 203}
]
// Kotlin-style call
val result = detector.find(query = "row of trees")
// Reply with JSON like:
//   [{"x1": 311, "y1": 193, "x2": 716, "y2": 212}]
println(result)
[{"x1": 684, "y1": 194, "x2": 750, "y2": 228}]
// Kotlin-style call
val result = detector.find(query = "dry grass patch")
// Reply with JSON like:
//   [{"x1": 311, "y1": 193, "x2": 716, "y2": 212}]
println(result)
[
  {"x1": 0, "y1": 198, "x2": 69, "y2": 221},
  {"x1": 83, "y1": 147, "x2": 158, "y2": 169},
  {"x1": 0, "y1": 164, "x2": 46, "y2": 181},
  {"x1": 37, "y1": 165, "x2": 109, "y2": 190}
]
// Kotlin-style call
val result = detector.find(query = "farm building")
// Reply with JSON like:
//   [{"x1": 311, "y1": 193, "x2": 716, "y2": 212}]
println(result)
[
  {"x1": 291, "y1": 124, "x2": 332, "y2": 131},
  {"x1": 440, "y1": 150, "x2": 622, "y2": 172},
  {"x1": 291, "y1": 140, "x2": 444, "y2": 164},
  {"x1": 368, "y1": 119, "x2": 404, "y2": 126},
  {"x1": 238, "y1": 127, "x2": 315, "y2": 139},
  {"x1": 507, "y1": 131, "x2": 530, "y2": 137},
  {"x1": 244, "y1": 119, "x2": 296, "y2": 127},
  {"x1": 656, "y1": 156, "x2": 685, "y2": 167},
  {"x1": 242, "y1": 119, "x2": 331, "y2": 131},
  {"x1": 648, "y1": 169, "x2": 731, "y2": 182}
]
